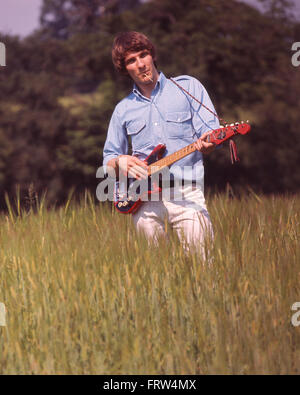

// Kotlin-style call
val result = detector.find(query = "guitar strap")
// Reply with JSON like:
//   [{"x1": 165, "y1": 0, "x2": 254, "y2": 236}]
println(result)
[{"x1": 170, "y1": 77, "x2": 239, "y2": 163}]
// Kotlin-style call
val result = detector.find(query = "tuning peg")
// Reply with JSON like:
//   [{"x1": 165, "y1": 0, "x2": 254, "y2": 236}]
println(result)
[
  {"x1": 240, "y1": 120, "x2": 244, "y2": 124},
  {"x1": 220, "y1": 125, "x2": 225, "y2": 128},
  {"x1": 246, "y1": 120, "x2": 249, "y2": 123},
  {"x1": 230, "y1": 123, "x2": 235, "y2": 126},
  {"x1": 235, "y1": 122, "x2": 239, "y2": 125}
]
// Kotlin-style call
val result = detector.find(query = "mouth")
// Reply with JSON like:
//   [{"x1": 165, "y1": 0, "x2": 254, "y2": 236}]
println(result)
[{"x1": 141, "y1": 71, "x2": 153, "y2": 82}]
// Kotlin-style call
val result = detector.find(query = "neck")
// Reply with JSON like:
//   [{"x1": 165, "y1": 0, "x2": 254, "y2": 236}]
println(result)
[{"x1": 137, "y1": 70, "x2": 159, "y2": 99}]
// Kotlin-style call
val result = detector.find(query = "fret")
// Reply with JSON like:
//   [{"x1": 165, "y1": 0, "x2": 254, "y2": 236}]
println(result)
[
  {"x1": 148, "y1": 142, "x2": 196, "y2": 175},
  {"x1": 146, "y1": 123, "x2": 250, "y2": 176}
]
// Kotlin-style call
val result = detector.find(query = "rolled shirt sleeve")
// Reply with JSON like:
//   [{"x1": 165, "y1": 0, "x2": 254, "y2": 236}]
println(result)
[{"x1": 103, "y1": 106, "x2": 128, "y2": 169}]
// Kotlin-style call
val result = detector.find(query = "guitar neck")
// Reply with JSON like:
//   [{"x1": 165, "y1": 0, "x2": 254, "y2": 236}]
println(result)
[
  {"x1": 148, "y1": 142, "x2": 196, "y2": 176},
  {"x1": 147, "y1": 122, "x2": 250, "y2": 176}
]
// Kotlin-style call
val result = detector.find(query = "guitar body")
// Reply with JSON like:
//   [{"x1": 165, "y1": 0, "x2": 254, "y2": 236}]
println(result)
[
  {"x1": 114, "y1": 122, "x2": 250, "y2": 214},
  {"x1": 114, "y1": 144, "x2": 166, "y2": 214}
]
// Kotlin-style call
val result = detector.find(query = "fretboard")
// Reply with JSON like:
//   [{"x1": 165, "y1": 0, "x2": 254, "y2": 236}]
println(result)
[{"x1": 148, "y1": 142, "x2": 196, "y2": 176}]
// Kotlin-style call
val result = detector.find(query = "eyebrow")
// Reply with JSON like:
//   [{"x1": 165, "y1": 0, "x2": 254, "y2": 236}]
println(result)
[{"x1": 125, "y1": 50, "x2": 149, "y2": 64}]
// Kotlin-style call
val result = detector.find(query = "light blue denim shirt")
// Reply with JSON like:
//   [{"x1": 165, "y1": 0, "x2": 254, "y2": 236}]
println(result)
[{"x1": 103, "y1": 72, "x2": 220, "y2": 184}]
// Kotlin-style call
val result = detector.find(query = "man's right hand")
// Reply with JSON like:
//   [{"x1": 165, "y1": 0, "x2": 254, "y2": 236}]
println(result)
[{"x1": 117, "y1": 155, "x2": 148, "y2": 179}]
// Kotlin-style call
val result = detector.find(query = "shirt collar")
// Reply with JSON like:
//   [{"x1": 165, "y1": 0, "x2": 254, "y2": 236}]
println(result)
[{"x1": 132, "y1": 71, "x2": 166, "y2": 99}]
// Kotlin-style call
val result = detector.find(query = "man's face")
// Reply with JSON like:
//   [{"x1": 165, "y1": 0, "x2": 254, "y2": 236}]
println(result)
[{"x1": 124, "y1": 49, "x2": 158, "y2": 86}]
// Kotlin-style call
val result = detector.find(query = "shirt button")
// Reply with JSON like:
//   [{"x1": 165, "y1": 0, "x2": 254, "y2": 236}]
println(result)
[{"x1": 154, "y1": 122, "x2": 158, "y2": 126}]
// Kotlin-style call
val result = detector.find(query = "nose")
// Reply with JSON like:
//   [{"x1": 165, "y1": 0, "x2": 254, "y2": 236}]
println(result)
[{"x1": 136, "y1": 56, "x2": 145, "y2": 69}]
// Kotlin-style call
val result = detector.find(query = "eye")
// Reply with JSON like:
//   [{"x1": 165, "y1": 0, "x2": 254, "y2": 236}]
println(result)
[
  {"x1": 140, "y1": 51, "x2": 149, "y2": 58},
  {"x1": 125, "y1": 57, "x2": 135, "y2": 65}
]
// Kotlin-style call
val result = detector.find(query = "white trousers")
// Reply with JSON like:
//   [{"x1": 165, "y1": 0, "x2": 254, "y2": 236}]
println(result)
[{"x1": 132, "y1": 185, "x2": 213, "y2": 254}]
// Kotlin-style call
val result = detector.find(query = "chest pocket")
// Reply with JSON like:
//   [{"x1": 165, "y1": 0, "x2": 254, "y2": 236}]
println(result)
[
  {"x1": 126, "y1": 119, "x2": 150, "y2": 150},
  {"x1": 166, "y1": 111, "x2": 194, "y2": 139}
]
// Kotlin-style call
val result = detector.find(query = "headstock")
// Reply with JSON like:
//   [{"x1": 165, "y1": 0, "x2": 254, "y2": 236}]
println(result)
[{"x1": 206, "y1": 121, "x2": 251, "y2": 145}]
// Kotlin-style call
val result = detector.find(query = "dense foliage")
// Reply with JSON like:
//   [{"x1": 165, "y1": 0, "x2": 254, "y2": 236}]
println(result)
[{"x1": 0, "y1": 0, "x2": 299, "y2": 206}]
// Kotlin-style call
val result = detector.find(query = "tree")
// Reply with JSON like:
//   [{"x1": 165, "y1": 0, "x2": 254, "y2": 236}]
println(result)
[
  {"x1": 0, "y1": 0, "x2": 299, "y2": 208},
  {"x1": 40, "y1": 0, "x2": 141, "y2": 39}
]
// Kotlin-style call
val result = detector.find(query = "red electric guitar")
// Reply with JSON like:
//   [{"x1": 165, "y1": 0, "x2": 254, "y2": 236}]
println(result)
[{"x1": 114, "y1": 121, "x2": 251, "y2": 214}]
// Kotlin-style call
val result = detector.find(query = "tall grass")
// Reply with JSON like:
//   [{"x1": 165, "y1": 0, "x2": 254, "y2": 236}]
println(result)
[{"x1": 0, "y1": 192, "x2": 299, "y2": 374}]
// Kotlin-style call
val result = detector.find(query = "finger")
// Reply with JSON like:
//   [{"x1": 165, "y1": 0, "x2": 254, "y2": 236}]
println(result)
[
  {"x1": 118, "y1": 156, "x2": 130, "y2": 172},
  {"x1": 129, "y1": 165, "x2": 148, "y2": 179},
  {"x1": 128, "y1": 166, "x2": 138, "y2": 178},
  {"x1": 194, "y1": 141, "x2": 202, "y2": 151},
  {"x1": 135, "y1": 167, "x2": 148, "y2": 179},
  {"x1": 202, "y1": 141, "x2": 215, "y2": 149},
  {"x1": 128, "y1": 170, "x2": 138, "y2": 179},
  {"x1": 134, "y1": 163, "x2": 148, "y2": 175},
  {"x1": 133, "y1": 157, "x2": 148, "y2": 169},
  {"x1": 200, "y1": 131, "x2": 211, "y2": 141}
]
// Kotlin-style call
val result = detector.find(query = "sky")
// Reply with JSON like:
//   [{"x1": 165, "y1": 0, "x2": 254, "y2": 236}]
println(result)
[
  {"x1": 0, "y1": 0, "x2": 299, "y2": 38},
  {"x1": 0, "y1": 0, "x2": 42, "y2": 37}
]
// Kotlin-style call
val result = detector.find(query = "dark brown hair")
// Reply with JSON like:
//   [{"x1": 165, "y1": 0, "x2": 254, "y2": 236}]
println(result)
[{"x1": 112, "y1": 31, "x2": 157, "y2": 75}]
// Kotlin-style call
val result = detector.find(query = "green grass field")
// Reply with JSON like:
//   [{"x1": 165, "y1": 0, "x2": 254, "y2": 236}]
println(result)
[{"x1": 0, "y1": 192, "x2": 299, "y2": 374}]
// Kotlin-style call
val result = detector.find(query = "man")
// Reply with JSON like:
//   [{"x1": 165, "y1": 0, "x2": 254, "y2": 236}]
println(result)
[{"x1": 103, "y1": 31, "x2": 219, "y2": 253}]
